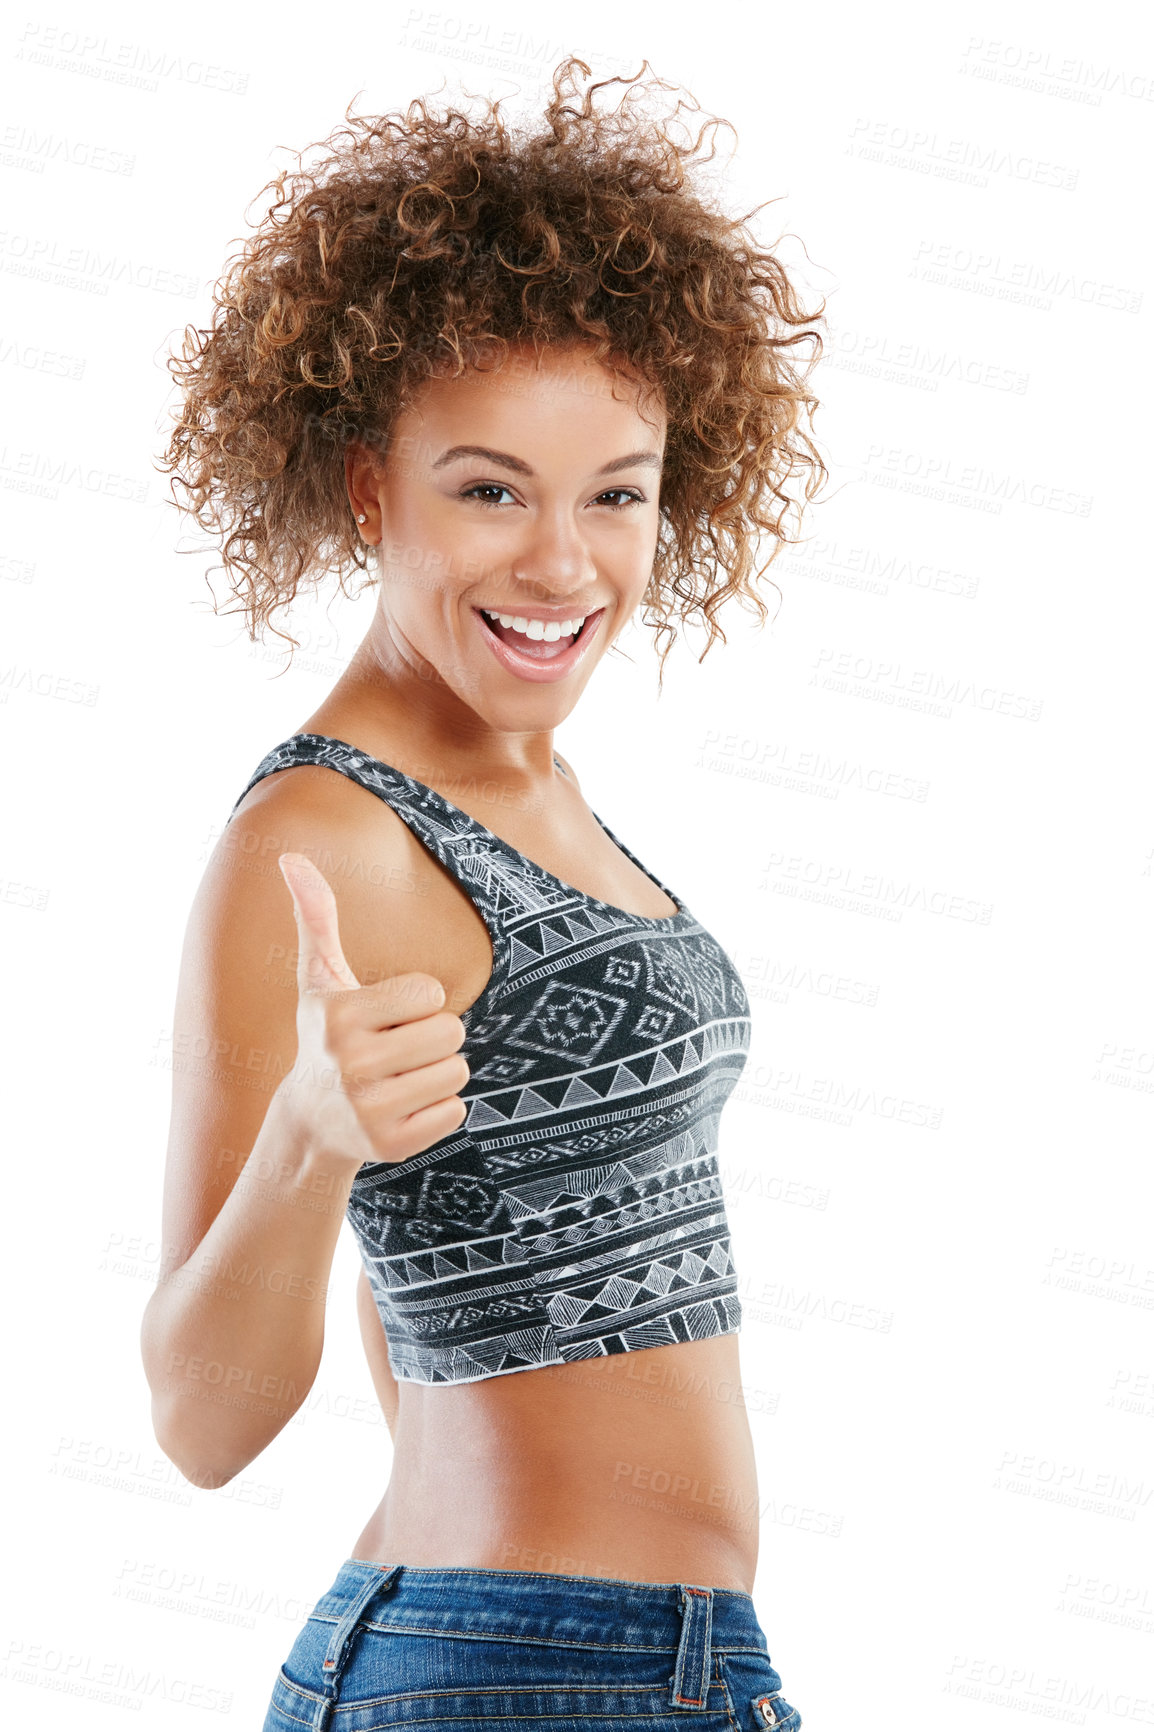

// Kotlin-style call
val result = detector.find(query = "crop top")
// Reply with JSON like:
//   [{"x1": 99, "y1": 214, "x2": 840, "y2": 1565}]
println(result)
[{"x1": 227, "y1": 733, "x2": 752, "y2": 1385}]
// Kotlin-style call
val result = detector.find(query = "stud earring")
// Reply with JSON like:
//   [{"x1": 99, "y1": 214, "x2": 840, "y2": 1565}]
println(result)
[{"x1": 357, "y1": 513, "x2": 367, "y2": 524}]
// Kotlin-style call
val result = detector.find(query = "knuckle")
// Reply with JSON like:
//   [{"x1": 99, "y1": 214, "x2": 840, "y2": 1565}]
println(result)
[
  {"x1": 379, "y1": 1078, "x2": 405, "y2": 1110},
  {"x1": 362, "y1": 1072, "x2": 400, "y2": 1111},
  {"x1": 427, "y1": 1009, "x2": 465, "y2": 1044}
]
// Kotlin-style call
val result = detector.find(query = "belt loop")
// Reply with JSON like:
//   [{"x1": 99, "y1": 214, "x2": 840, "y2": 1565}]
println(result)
[
  {"x1": 320, "y1": 1564, "x2": 401, "y2": 1695},
  {"x1": 670, "y1": 1583, "x2": 713, "y2": 1709}
]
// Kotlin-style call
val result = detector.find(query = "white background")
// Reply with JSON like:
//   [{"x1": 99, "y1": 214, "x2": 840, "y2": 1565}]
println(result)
[{"x1": 2, "y1": 0, "x2": 1151, "y2": 1726}]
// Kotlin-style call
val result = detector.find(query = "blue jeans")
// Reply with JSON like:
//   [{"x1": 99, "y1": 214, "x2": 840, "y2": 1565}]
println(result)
[{"x1": 262, "y1": 1559, "x2": 802, "y2": 1731}]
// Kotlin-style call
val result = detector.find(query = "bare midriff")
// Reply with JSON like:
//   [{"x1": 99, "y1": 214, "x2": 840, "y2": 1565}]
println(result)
[{"x1": 351, "y1": 1333, "x2": 761, "y2": 1591}]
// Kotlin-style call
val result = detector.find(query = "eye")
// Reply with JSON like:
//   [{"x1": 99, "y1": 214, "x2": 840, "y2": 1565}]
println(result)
[
  {"x1": 459, "y1": 483, "x2": 645, "y2": 510},
  {"x1": 460, "y1": 482, "x2": 518, "y2": 508}
]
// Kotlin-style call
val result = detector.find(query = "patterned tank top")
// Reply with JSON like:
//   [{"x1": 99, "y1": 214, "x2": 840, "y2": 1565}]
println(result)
[{"x1": 228, "y1": 733, "x2": 752, "y2": 1385}]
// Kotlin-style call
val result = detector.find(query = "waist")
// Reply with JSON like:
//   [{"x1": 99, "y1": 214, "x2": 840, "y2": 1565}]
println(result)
[
  {"x1": 388, "y1": 1338, "x2": 759, "y2": 1496},
  {"x1": 312, "y1": 1559, "x2": 770, "y2": 1655},
  {"x1": 359, "y1": 1339, "x2": 761, "y2": 1589}
]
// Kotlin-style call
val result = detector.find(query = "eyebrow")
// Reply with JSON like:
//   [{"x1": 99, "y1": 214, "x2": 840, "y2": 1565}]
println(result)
[{"x1": 431, "y1": 444, "x2": 662, "y2": 478}]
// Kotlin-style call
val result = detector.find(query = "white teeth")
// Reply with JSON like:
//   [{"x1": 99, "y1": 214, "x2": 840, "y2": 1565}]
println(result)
[{"x1": 481, "y1": 609, "x2": 588, "y2": 642}]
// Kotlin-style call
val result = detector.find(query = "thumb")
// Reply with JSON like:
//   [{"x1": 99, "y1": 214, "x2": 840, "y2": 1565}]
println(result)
[{"x1": 278, "y1": 852, "x2": 362, "y2": 995}]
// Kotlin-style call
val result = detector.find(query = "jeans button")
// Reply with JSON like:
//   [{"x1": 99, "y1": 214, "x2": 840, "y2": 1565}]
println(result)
[{"x1": 752, "y1": 1692, "x2": 783, "y2": 1726}]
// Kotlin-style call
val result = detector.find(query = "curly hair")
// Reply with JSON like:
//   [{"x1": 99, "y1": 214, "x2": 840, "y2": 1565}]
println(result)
[{"x1": 159, "y1": 55, "x2": 827, "y2": 681}]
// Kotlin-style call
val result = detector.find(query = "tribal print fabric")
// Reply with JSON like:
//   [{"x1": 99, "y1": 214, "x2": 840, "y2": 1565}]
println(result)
[{"x1": 228, "y1": 734, "x2": 752, "y2": 1385}]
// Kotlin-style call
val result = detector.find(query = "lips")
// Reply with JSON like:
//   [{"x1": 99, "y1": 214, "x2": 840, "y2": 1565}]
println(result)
[{"x1": 472, "y1": 606, "x2": 604, "y2": 684}]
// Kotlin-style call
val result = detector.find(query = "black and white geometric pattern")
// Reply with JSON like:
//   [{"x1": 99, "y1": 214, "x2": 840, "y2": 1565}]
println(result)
[{"x1": 228, "y1": 733, "x2": 752, "y2": 1385}]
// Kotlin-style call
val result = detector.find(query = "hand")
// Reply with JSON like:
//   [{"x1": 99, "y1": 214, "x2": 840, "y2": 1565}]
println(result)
[{"x1": 275, "y1": 851, "x2": 469, "y2": 1168}]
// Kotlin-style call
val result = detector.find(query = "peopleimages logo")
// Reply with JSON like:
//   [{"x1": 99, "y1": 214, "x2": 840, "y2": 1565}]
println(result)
[
  {"x1": 696, "y1": 731, "x2": 930, "y2": 804},
  {"x1": 396, "y1": 9, "x2": 637, "y2": 81},
  {"x1": 861, "y1": 444, "x2": 1093, "y2": 516},
  {"x1": 847, "y1": 116, "x2": 1079, "y2": 190},
  {"x1": 810, "y1": 647, "x2": 1045, "y2": 722},
  {"x1": 14, "y1": 23, "x2": 249, "y2": 95},
  {"x1": 0, "y1": 229, "x2": 198, "y2": 298},
  {"x1": 0, "y1": 123, "x2": 135, "y2": 176},
  {"x1": 758, "y1": 852, "x2": 993, "y2": 927},
  {"x1": 823, "y1": 325, "x2": 1029, "y2": 394},
  {"x1": 959, "y1": 36, "x2": 1154, "y2": 105},
  {"x1": 912, "y1": 238, "x2": 1142, "y2": 314}
]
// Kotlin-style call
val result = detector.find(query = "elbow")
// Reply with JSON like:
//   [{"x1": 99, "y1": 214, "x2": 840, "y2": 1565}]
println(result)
[
  {"x1": 146, "y1": 1377, "x2": 310, "y2": 1490},
  {"x1": 139, "y1": 1296, "x2": 311, "y2": 1487},
  {"x1": 149, "y1": 1395, "x2": 250, "y2": 1490},
  {"x1": 139, "y1": 1321, "x2": 235, "y2": 1486}
]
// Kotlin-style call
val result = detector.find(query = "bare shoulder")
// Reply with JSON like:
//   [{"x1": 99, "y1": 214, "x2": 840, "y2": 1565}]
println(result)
[
  {"x1": 217, "y1": 763, "x2": 452, "y2": 983},
  {"x1": 158, "y1": 760, "x2": 491, "y2": 1274}
]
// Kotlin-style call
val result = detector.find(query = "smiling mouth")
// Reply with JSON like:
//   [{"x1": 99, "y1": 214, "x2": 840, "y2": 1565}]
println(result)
[{"x1": 476, "y1": 607, "x2": 600, "y2": 660}]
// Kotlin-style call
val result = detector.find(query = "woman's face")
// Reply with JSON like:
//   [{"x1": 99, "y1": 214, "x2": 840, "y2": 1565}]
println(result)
[{"x1": 347, "y1": 343, "x2": 667, "y2": 731}]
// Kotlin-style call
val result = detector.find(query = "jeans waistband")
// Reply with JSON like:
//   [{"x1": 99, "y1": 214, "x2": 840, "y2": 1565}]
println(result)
[{"x1": 312, "y1": 1558, "x2": 769, "y2": 1659}]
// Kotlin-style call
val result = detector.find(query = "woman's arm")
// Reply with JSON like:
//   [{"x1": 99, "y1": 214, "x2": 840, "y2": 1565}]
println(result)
[{"x1": 139, "y1": 772, "x2": 457, "y2": 1486}]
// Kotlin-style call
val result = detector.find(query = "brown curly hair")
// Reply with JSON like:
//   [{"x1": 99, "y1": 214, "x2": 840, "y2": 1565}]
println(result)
[{"x1": 159, "y1": 55, "x2": 827, "y2": 681}]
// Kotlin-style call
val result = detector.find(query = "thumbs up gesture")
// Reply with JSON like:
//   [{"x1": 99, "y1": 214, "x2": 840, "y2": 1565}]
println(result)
[{"x1": 275, "y1": 852, "x2": 470, "y2": 1169}]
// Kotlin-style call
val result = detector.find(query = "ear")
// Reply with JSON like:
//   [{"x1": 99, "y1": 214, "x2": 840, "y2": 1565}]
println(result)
[{"x1": 346, "y1": 436, "x2": 386, "y2": 538}]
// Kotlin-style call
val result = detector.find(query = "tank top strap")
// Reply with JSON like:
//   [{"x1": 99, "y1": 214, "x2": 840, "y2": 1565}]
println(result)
[{"x1": 226, "y1": 733, "x2": 516, "y2": 968}]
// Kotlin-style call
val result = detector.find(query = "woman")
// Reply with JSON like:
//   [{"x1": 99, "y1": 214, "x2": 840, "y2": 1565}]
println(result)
[{"x1": 141, "y1": 56, "x2": 824, "y2": 1732}]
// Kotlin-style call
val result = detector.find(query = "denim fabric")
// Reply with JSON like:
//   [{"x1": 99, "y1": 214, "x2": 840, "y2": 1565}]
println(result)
[{"x1": 261, "y1": 1560, "x2": 802, "y2": 1731}]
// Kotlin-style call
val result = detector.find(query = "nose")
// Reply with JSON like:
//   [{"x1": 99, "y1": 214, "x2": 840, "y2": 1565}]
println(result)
[{"x1": 508, "y1": 508, "x2": 598, "y2": 607}]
